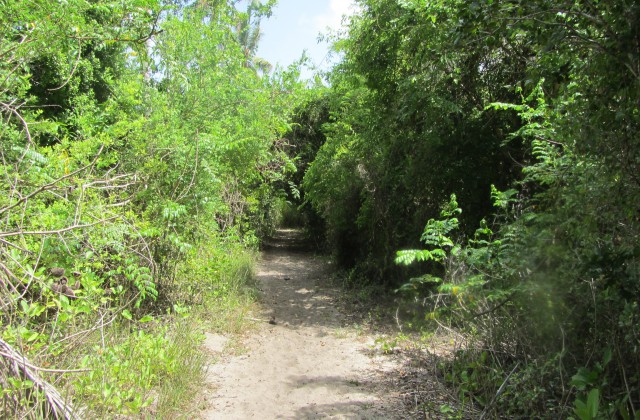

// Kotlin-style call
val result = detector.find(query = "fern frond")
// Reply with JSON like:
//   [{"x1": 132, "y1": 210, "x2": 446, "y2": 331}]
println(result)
[
  {"x1": 11, "y1": 146, "x2": 48, "y2": 165},
  {"x1": 395, "y1": 249, "x2": 436, "y2": 265}
]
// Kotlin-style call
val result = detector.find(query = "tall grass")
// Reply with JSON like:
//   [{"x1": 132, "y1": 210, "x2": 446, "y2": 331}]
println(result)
[
  {"x1": 152, "y1": 236, "x2": 260, "y2": 413},
  {"x1": 155, "y1": 317, "x2": 209, "y2": 418},
  {"x1": 0, "y1": 227, "x2": 260, "y2": 419}
]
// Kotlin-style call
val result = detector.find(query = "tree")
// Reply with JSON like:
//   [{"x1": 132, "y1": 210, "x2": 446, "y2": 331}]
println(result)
[
  {"x1": 234, "y1": 0, "x2": 274, "y2": 75},
  {"x1": 302, "y1": 0, "x2": 640, "y2": 416},
  {"x1": 0, "y1": 0, "x2": 304, "y2": 416},
  {"x1": 303, "y1": 0, "x2": 527, "y2": 281}
]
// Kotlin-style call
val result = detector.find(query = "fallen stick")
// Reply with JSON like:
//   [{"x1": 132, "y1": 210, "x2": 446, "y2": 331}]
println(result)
[{"x1": 0, "y1": 338, "x2": 78, "y2": 419}]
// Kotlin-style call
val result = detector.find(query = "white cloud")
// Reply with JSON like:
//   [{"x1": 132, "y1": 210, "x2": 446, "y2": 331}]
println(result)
[{"x1": 312, "y1": 0, "x2": 358, "y2": 32}]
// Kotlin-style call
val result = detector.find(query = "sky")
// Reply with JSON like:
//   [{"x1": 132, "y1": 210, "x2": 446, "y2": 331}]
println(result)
[{"x1": 254, "y1": 0, "x2": 358, "y2": 78}]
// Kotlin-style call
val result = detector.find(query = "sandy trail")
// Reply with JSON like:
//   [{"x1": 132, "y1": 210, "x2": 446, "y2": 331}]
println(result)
[{"x1": 202, "y1": 229, "x2": 401, "y2": 419}]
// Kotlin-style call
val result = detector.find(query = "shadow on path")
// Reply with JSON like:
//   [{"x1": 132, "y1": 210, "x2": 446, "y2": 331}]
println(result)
[
  {"x1": 261, "y1": 228, "x2": 318, "y2": 253},
  {"x1": 256, "y1": 228, "x2": 342, "y2": 330},
  {"x1": 203, "y1": 228, "x2": 404, "y2": 419}
]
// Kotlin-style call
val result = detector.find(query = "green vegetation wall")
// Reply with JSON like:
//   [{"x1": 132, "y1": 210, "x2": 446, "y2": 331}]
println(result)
[
  {"x1": 303, "y1": 0, "x2": 528, "y2": 280},
  {"x1": 301, "y1": 0, "x2": 640, "y2": 416},
  {"x1": 0, "y1": 0, "x2": 302, "y2": 416}
]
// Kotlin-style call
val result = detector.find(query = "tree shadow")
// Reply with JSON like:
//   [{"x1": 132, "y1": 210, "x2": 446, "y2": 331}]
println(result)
[
  {"x1": 261, "y1": 228, "x2": 318, "y2": 253},
  {"x1": 285, "y1": 374, "x2": 396, "y2": 419},
  {"x1": 256, "y1": 229, "x2": 343, "y2": 329},
  {"x1": 255, "y1": 228, "x2": 471, "y2": 418}
]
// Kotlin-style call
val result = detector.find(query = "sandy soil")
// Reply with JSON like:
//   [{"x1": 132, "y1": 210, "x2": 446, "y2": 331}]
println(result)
[{"x1": 201, "y1": 229, "x2": 404, "y2": 419}]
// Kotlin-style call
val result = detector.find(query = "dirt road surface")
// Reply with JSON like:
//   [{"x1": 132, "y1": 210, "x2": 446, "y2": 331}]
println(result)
[{"x1": 201, "y1": 229, "x2": 403, "y2": 419}]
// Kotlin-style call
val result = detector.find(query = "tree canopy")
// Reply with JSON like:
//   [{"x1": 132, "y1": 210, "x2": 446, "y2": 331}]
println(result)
[
  {"x1": 1, "y1": 0, "x2": 639, "y2": 417},
  {"x1": 295, "y1": 0, "x2": 640, "y2": 416},
  {"x1": 1, "y1": 0, "x2": 302, "y2": 416}
]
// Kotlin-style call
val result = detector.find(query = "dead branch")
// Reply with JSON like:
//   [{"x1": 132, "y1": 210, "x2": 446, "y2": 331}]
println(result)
[
  {"x1": 174, "y1": 135, "x2": 199, "y2": 202},
  {"x1": 0, "y1": 144, "x2": 105, "y2": 217},
  {"x1": 81, "y1": 172, "x2": 137, "y2": 189},
  {"x1": 0, "y1": 338, "x2": 78, "y2": 419},
  {"x1": 0, "y1": 238, "x2": 33, "y2": 254},
  {"x1": 49, "y1": 309, "x2": 118, "y2": 349},
  {"x1": 0, "y1": 216, "x2": 119, "y2": 238},
  {"x1": 0, "y1": 351, "x2": 90, "y2": 374},
  {"x1": 0, "y1": 100, "x2": 32, "y2": 145}
]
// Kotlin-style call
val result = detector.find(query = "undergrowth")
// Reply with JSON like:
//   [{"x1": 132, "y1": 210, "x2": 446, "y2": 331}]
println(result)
[{"x1": 0, "y1": 236, "x2": 260, "y2": 419}]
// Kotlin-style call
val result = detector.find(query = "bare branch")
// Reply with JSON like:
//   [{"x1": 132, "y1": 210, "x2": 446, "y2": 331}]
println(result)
[
  {"x1": 175, "y1": 135, "x2": 199, "y2": 201},
  {"x1": 0, "y1": 338, "x2": 77, "y2": 419},
  {"x1": 0, "y1": 144, "x2": 105, "y2": 216},
  {"x1": 0, "y1": 238, "x2": 33, "y2": 254},
  {"x1": 0, "y1": 101, "x2": 33, "y2": 145},
  {"x1": 0, "y1": 351, "x2": 91, "y2": 373},
  {"x1": 0, "y1": 216, "x2": 119, "y2": 238},
  {"x1": 47, "y1": 39, "x2": 83, "y2": 92},
  {"x1": 52, "y1": 309, "x2": 118, "y2": 346}
]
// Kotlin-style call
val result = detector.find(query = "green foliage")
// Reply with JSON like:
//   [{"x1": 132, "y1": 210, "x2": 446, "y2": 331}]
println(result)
[
  {"x1": 1, "y1": 0, "x2": 304, "y2": 416},
  {"x1": 395, "y1": 195, "x2": 460, "y2": 268},
  {"x1": 298, "y1": 0, "x2": 640, "y2": 417},
  {"x1": 394, "y1": 195, "x2": 485, "y2": 316},
  {"x1": 107, "y1": 258, "x2": 157, "y2": 308},
  {"x1": 2, "y1": 0, "x2": 639, "y2": 416},
  {"x1": 74, "y1": 328, "x2": 173, "y2": 415},
  {"x1": 573, "y1": 389, "x2": 600, "y2": 420},
  {"x1": 302, "y1": 0, "x2": 526, "y2": 280}
]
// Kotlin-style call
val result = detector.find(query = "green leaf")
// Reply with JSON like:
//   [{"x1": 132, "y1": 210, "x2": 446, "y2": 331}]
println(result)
[
  {"x1": 602, "y1": 348, "x2": 612, "y2": 366},
  {"x1": 139, "y1": 315, "x2": 153, "y2": 323},
  {"x1": 586, "y1": 389, "x2": 600, "y2": 418},
  {"x1": 571, "y1": 367, "x2": 598, "y2": 390},
  {"x1": 121, "y1": 310, "x2": 133, "y2": 320},
  {"x1": 395, "y1": 249, "x2": 434, "y2": 265}
]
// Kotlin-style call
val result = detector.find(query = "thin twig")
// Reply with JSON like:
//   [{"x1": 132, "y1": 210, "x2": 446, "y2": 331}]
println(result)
[
  {"x1": 479, "y1": 362, "x2": 520, "y2": 420},
  {"x1": 0, "y1": 351, "x2": 91, "y2": 373},
  {"x1": 0, "y1": 216, "x2": 119, "y2": 238},
  {"x1": 1, "y1": 101, "x2": 33, "y2": 145},
  {"x1": 0, "y1": 238, "x2": 33, "y2": 253},
  {"x1": 53, "y1": 310, "x2": 117, "y2": 346},
  {"x1": 0, "y1": 144, "x2": 105, "y2": 216},
  {"x1": 47, "y1": 39, "x2": 82, "y2": 92},
  {"x1": 471, "y1": 296, "x2": 512, "y2": 318},
  {"x1": 616, "y1": 343, "x2": 636, "y2": 418}
]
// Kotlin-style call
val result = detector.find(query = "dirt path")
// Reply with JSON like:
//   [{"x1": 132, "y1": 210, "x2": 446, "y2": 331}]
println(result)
[{"x1": 201, "y1": 229, "x2": 403, "y2": 419}]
